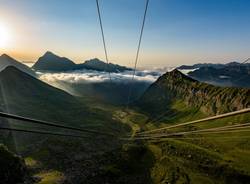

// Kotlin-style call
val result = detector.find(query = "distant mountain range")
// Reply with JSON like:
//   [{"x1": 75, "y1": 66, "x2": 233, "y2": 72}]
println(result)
[
  {"x1": 177, "y1": 62, "x2": 250, "y2": 88},
  {"x1": 137, "y1": 69, "x2": 250, "y2": 115},
  {"x1": 188, "y1": 65, "x2": 250, "y2": 88},
  {"x1": 32, "y1": 51, "x2": 132, "y2": 72},
  {"x1": 76, "y1": 58, "x2": 132, "y2": 72},
  {"x1": 0, "y1": 54, "x2": 36, "y2": 77},
  {"x1": 177, "y1": 62, "x2": 247, "y2": 70}
]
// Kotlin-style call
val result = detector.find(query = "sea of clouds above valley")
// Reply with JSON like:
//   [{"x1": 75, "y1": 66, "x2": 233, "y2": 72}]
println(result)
[{"x1": 38, "y1": 68, "x2": 174, "y2": 84}]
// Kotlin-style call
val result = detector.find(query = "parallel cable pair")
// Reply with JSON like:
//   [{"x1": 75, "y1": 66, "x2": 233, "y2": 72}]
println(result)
[
  {"x1": 0, "y1": 109, "x2": 249, "y2": 140},
  {"x1": 95, "y1": 0, "x2": 150, "y2": 105},
  {"x1": 126, "y1": 122, "x2": 250, "y2": 141},
  {"x1": 0, "y1": 111, "x2": 115, "y2": 137},
  {"x1": 135, "y1": 108, "x2": 250, "y2": 136}
]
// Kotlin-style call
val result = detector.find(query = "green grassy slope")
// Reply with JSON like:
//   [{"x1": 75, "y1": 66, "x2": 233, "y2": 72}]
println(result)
[{"x1": 116, "y1": 101, "x2": 250, "y2": 184}]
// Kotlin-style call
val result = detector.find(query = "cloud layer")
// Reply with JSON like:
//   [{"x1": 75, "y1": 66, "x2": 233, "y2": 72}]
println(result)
[{"x1": 38, "y1": 69, "x2": 172, "y2": 84}]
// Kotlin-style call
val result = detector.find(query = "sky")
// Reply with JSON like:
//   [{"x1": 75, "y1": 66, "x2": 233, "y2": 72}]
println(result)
[{"x1": 0, "y1": 0, "x2": 250, "y2": 67}]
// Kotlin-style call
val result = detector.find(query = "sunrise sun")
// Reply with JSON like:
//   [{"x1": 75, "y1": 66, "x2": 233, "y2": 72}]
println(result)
[{"x1": 0, "y1": 23, "x2": 11, "y2": 48}]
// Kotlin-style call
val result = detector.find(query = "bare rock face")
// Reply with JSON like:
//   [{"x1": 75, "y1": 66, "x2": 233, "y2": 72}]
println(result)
[{"x1": 138, "y1": 69, "x2": 250, "y2": 115}]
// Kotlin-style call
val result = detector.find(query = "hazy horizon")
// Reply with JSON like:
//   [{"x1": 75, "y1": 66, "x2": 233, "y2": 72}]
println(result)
[
  {"x1": 13, "y1": 51, "x2": 247, "y2": 69},
  {"x1": 1, "y1": 0, "x2": 250, "y2": 67}
]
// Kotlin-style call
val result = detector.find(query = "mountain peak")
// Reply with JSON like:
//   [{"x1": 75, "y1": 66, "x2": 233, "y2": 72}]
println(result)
[
  {"x1": 0, "y1": 54, "x2": 13, "y2": 60},
  {"x1": 43, "y1": 51, "x2": 57, "y2": 58},
  {"x1": 164, "y1": 69, "x2": 197, "y2": 82},
  {"x1": 81, "y1": 58, "x2": 131, "y2": 72},
  {"x1": 84, "y1": 58, "x2": 104, "y2": 64},
  {"x1": 169, "y1": 68, "x2": 183, "y2": 75},
  {"x1": 0, "y1": 54, "x2": 36, "y2": 77},
  {"x1": 33, "y1": 51, "x2": 76, "y2": 71}
]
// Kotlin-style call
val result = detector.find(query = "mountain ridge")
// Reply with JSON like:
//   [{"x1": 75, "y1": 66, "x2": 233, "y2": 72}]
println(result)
[
  {"x1": 32, "y1": 51, "x2": 132, "y2": 72},
  {"x1": 137, "y1": 69, "x2": 250, "y2": 115},
  {"x1": 0, "y1": 54, "x2": 36, "y2": 77},
  {"x1": 177, "y1": 61, "x2": 248, "y2": 70}
]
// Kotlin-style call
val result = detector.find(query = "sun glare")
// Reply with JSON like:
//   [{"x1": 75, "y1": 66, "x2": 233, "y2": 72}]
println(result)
[{"x1": 0, "y1": 23, "x2": 11, "y2": 48}]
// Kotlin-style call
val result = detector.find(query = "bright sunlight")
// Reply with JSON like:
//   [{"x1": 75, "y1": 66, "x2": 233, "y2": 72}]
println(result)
[{"x1": 0, "y1": 23, "x2": 11, "y2": 48}]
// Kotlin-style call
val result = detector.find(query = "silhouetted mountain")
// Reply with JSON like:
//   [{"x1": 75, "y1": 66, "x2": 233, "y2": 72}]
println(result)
[
  {"x1": 188, "y1": 65, "x2": 250, "y2": 88},
  {"x1": 32, "y1": 51, "x2": 76, "y2": 71},
  {"x1": 32, "y1": 52, "x2": 132, "y2": 73},
  {"x1": 0, "y1": 54, "x2": 36, "y2": 77},
  {"x1": 137, "y1": 69, "x2": 250, "y2": 115},
  {"x1": 76, "y1": 58, "x2": 132, "y2": 72}
]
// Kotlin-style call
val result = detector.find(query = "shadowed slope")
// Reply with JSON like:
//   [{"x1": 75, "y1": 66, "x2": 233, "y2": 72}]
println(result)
[{"x1": 0, "y1": 54, "x2": 36, "y2": 77}]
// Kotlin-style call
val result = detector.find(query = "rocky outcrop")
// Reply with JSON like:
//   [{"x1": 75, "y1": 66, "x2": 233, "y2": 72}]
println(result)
[{"x1": 138, "y1": 69, "x2": 250, "y2": 115}]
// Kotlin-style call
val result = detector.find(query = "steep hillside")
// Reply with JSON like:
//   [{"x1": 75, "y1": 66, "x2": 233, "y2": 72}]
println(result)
[
  {"x1": 137, "y1": 69, "x2": 250, "y2": 115},
  {"x1": 0, "y1": 66, "x2": 90, "y2": 152},
  {"x1": 0, "y1": 66, "x2": 82, "y2": 119},
  {"x1": 0, "y1": 54, "x2": 36, "y2": 77}
]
